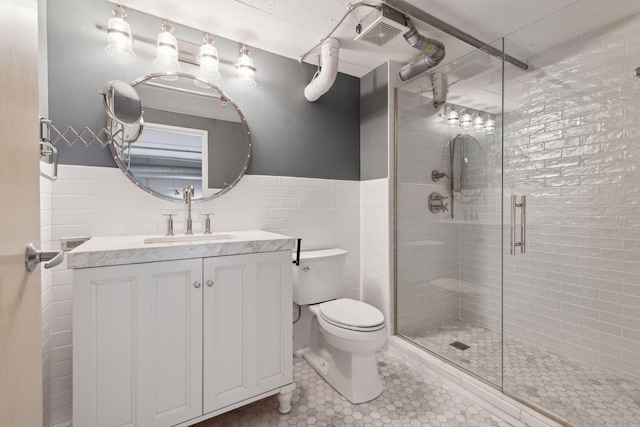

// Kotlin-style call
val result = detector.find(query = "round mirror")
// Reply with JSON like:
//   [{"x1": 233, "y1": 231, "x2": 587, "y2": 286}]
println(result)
[
  {"x1": 102, "y1": 80, "x2": 143, "y2": 126},
  {"x1": 108, "y1": 72, "x2": 252, "y2": 202}
]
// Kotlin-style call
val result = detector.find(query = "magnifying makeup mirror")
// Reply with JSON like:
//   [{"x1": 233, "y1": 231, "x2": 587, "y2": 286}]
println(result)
[{"x1": 101, "y1": 80, "x2": 145, "y2": 142}]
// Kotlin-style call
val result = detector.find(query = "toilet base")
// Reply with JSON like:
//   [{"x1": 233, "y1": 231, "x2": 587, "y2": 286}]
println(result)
[{"x1": 300, "y1": 344, "x2": 383, "y2": 404}]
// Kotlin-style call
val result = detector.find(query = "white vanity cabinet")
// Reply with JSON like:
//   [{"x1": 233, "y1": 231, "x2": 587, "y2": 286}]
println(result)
[{"x1": 72, "y1": 248, "x2": 293, "y2": 427}]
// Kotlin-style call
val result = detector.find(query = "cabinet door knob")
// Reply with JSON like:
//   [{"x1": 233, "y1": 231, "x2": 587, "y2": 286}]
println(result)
[
  {"x1": 194, "y1": 281, "x2": 201, "y2": 288},
  {"x1": 206, "y1": 280, "x2": 214, "y2": 287}
]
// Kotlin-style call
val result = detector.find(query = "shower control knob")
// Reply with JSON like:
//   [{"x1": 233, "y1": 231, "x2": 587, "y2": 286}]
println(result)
[{"x1": 428, "y1": 192, "x2": 449, "y2": 214}]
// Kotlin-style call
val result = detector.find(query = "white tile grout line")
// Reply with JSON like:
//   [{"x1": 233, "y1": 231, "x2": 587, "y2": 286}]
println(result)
[{"x1": 387, "y1": 336, "x2": 564, "y2": 427}]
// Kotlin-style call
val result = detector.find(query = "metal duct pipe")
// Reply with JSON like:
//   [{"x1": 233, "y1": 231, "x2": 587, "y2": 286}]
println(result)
[
  {"x1": 385, "y1": 0, "x2": 529, "y2": 71},
  {"x1": 398, "y1": 20, "x2": 446, "y2": 81}
]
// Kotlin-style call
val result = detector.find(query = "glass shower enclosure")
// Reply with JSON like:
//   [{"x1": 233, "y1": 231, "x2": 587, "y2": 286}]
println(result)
[{"x1": 395, "y1": 2, "x2": 640, "y2": 425}]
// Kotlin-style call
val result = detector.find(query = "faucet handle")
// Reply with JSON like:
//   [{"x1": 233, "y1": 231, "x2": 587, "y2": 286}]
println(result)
[
  {"x1": 202, "y1": 213, "x2": 214, "y2": 234},
  {"x1": 162, "y1": 213, "x2": 176, "y2": 236}
]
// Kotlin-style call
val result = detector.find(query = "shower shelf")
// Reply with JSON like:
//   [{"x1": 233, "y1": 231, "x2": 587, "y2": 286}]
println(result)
[
  {"x1": 442, "y1": 220, "x2": 501, "y2": 226},
  {"x1": 402, "y1": 240, "x2": 443, "y2": 247}
]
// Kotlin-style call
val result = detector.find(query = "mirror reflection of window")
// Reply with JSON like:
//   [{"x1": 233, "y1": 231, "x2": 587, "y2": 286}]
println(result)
[{"x1": 128, "y1": 123, "x2": 207, "y2": 198}]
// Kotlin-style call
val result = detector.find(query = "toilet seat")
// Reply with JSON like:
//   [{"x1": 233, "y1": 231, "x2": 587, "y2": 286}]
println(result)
[{"x1": 319, "y1": 299, "x2": 385, "y2": 332}]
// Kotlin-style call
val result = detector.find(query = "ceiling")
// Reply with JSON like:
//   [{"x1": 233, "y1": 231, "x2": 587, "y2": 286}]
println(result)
[
  {"x1": 115, "y1": 0, "x2": 640, "y2": 118},
  {"x1": 117, "y1": 0, "x2": 640, "y2": 79}
]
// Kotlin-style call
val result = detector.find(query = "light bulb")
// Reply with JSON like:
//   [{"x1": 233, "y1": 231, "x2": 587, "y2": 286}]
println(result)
[
  {"x1": 155, "y1": 21, "x2": 180, "y2": 75},
  {"x1": 236, "y1": 45, "x2": 257, "y2": 88},
  {"x1": 460, "y1": 109, "x2": 472, "y2": 128},
  {"x1": 195, "y1": 33, "x2": 221, "y2": 88},
  {"x1": 445, "y1": 105, "x2": 459, "y2": 127},
  {"x1": 105, "y1": 4, "x2": 135, "y2": 59},
  {"x1": 472, "y1": 113, "x2": 484, "y2": 132},
  {"x1": 485, "y1": 115, "x2": 496, "y2": 135}
]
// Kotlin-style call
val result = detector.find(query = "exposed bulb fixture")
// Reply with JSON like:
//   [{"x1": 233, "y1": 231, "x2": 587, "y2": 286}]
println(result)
[
  {"x1": 472, "y1": 112, "x2": 484, "y2": 132},
  {"x1": 194, "y1": 33, "x2": 221, "y2": 88},
  {"x1": 460, "y1": 108, "x2": 473, "y2": 128},
  {"x1": 445, "y1": 105, "x2": 459, "y2": 127},
  {"x1": 105, "y1": 4, "x2": 135, "y2": 59},
  {"x1": 484, "y1": 114, "x2": 496, "y2": 135},
  {"x1": 155, "y1": 20, "x2": 180, "y2": 74},
  {"x1": 236, "y1": 45, "x2": 257, "y2": 88}
]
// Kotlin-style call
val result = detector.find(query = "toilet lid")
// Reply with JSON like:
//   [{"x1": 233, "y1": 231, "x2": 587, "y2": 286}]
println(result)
[{"x1": 319, "y1": 299, "x2": 385, "y2": 329}]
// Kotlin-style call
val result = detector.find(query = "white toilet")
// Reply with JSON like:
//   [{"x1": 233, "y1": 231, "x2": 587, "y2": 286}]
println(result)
[{"x1": 294, "y1": 248, "x2": 386, "y2": 404}]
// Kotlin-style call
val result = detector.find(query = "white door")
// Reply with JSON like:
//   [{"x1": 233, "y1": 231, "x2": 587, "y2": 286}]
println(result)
[{"x1": 0, "y1": 0, "x2": 43, "y2": 425}]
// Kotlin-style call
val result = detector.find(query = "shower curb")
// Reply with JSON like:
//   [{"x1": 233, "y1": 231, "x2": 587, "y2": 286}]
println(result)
[{"x1": 387, "y1": 336, "x2": 567, "y2": 427}]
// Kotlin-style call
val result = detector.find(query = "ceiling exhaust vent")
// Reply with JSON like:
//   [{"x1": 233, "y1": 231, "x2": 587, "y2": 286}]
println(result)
[{"x1": 355, "y1": 4, "x2": 409, "y2": 47}]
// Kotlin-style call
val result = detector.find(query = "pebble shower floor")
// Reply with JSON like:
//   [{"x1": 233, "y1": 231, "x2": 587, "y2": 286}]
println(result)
[{"x1": 196, "y1": 349, "x2": 511, "y2": 427}]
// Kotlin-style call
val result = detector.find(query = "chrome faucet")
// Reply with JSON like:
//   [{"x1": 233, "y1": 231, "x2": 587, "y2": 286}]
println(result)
[{"x1": 182, "y1": 185, "x2": 195, "y2": 235}]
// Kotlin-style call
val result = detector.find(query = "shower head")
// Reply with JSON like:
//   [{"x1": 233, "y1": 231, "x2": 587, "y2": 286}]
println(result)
[{"x1": 634, "y1": 67, "x2": 640, "y2": 77}]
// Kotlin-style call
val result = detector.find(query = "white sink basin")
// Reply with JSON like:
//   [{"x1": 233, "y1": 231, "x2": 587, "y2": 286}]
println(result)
[{"x1": 143, "y1": 233, "x2": 240, "y2": 244}]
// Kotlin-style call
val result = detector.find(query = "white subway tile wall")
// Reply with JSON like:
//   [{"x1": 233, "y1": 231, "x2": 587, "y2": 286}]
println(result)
[
  {"x1": 361, "y1": 178, "x2": 392, "y2": 333},
  {"x1": 395, "y1": 90, "x2": 462, "y2": 334},
  {"x1": 499, "y1": 15, "x2": 640, "y2": 384},
  {"x1": 47, "y1": 164, "x2": 367, "y2": 424}
]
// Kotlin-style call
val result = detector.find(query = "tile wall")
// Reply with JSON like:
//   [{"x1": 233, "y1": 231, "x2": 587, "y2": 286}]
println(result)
[
  {"x1": 395, "y1": 90, "x2": 461, "y2": 334},
  {"x1": 498, "y1": 14, "x2": 640, "y2": 383},
  {"x1": 361, "y1": 178, "x2": 392, "y2": 333},
  {"x1": 46, "y1": 164, "x2": 371, "y2": 424}
]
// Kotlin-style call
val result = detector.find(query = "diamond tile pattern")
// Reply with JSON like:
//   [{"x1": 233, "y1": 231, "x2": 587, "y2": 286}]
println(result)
[
  {"x1": 407, "y1": 320, "x2": 640, "y2": 426},
  {"x1": 196, "y1": 349, "x2": 511, "y2": 427}
]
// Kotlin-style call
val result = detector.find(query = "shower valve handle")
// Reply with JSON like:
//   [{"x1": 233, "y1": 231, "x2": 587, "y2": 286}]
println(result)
[{"x1": 428, "y1": 192, "x2": 449, "y2": 214}]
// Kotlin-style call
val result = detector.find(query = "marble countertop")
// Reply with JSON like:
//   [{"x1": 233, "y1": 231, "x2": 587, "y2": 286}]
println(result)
[{"x1": 67, "y1": 230, "x2": 296, "y2": 269}]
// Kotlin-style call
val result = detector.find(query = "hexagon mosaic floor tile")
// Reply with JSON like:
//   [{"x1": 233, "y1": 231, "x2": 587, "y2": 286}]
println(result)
[
  {"x1": 195, "y1": 349, "x2": 512, "y2": 427},
  {"x1": 407, "y1": 320, "x2": 640, "y2": 426}
]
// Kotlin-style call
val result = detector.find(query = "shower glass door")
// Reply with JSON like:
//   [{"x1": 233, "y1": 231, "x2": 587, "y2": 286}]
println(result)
[
  {"x1": 395, "y1": 40, "x2": 505, "y2": 386},
  {"x1": 396, "y1": 2, "x2": 640, "y2": 425},
  {"x1": 501, "y1": 2, "x2": 640, "y2": 425}
]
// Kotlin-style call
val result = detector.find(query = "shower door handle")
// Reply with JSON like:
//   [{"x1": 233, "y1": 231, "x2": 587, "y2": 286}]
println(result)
[{"x1": 510, "y1": 195, "x2": 526, "y2": 255}]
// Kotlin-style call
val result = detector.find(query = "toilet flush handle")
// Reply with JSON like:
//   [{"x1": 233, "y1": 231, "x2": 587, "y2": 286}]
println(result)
[{"x1": 302, "y1": 266, "x2": 310, "y2": 272}]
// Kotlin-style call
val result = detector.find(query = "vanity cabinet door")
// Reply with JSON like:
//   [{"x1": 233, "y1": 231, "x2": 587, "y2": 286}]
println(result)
[
  {"x1": 202, "y1": 251, "x2": 293, "y2": 414},
  {"x1": 73, "y1": 259, "x2": 203, "y2": 427},
  {"x1": 136, "y1": 259, "x2": 203, "y2": 427}
]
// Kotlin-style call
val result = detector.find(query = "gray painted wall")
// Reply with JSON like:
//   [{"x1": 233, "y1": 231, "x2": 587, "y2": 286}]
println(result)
[
  {"x1": 47, "y1": 0, "x2": 360, "y2": 180},
  {"x1": 360, "y1": 62, "x2": 389, "y2": 180}
]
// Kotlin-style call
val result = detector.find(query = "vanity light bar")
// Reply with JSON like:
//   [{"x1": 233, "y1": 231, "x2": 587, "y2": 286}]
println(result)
[
  {"x1": 440, "y1": 103, "x2": 497, "y2": 135},
  {"x1": 96, "y1": 24, "x2": 257, "y2": 79}
]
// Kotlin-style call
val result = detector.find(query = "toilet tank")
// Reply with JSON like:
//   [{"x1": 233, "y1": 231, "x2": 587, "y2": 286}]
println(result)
[{"x1": 293, "y1": 249, "x2": 348, "y2": 305}]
